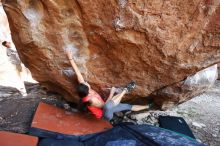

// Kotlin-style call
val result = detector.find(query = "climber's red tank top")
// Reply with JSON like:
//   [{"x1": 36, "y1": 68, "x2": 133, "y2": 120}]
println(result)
[{"x1": 82, "y1": 89, "x2": 105, "y2": 119}]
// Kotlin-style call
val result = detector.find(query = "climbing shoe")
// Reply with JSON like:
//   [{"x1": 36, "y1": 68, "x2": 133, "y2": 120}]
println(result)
[{"x1": 124, "y1": 81, "x2": 136, "y2": 92}]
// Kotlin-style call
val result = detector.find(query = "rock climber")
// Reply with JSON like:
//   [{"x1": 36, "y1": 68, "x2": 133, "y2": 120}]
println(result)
[
  {"x1": 2, "y1": 41, "x2": 22, "y2": 72},
  {"x1": 2, "y1": 41, "x2": 27, "y2": 96},
  {"x1": 66, "y1": 50, "x2": 150, "y2": 121}
]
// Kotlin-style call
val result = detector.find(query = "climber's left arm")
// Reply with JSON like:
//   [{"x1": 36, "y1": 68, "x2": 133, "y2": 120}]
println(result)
[{"x1": 66, "y1": 51, "x2": 85, "y2": 84}]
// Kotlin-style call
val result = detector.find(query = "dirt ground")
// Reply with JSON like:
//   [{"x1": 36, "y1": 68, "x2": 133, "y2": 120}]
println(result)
[
  {"x1": 169, "y1": 82, "x2": 220, "y2": 146},
  {"x1": 0, "y1": 83, "x2": 72, "y2": 133},
  {"x1": 0, "y1": 81, "x2": 219, "y2": 146}
]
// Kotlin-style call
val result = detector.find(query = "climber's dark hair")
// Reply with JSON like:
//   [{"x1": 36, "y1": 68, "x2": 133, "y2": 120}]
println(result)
[
  {"x1": 77, "y1": 83, "x2": 90, "y2": 112},
  {"x1": 78, "y1": 99, "x2": 91, "y2": 112},
  {"x1": 2, "y1": 41, "x2": 7, "y2": 47},
  {"x1": 76, "y1": 83, "x2": 89, "y2": 98}
]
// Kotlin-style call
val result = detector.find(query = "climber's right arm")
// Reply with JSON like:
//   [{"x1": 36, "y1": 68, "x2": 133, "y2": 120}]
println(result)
[{"x1": 66, "y1": 51, "x2": 85, "y2": 84}]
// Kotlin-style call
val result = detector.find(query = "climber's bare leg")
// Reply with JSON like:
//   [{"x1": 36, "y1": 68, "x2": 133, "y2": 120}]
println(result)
[
  {"x1": 106, "y1": 87, "x2": 117, "y2": 102},
  {"x1": 111, "y1": 89, "x2": 127, "y2": 106},
  {"x1": 110, "y1": 81, "x2": 136, "y2": 105},
  {"x1": 131, "y1": 105, "x2": 150, "y2": 111}
]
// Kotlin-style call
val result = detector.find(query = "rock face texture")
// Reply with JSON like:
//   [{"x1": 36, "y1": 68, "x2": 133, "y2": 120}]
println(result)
[
  {"x1": 2, "y1": 0, "x2": 220, "y2": 106},
  {"x1": 152, "y1": 64, "x2": 218, "y2": 110}
]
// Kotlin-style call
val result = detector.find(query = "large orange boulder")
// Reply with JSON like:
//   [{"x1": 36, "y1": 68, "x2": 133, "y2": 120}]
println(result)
[{"x1": 2, "y1": 0, "x2": 220, "y2": 107}]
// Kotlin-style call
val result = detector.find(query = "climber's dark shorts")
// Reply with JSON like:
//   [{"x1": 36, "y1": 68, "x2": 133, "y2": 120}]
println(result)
[{"x1": 102, "y1": 100, "x2": 132, "y2": 121}]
